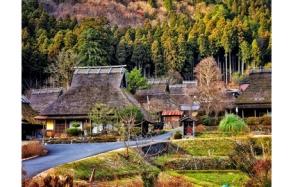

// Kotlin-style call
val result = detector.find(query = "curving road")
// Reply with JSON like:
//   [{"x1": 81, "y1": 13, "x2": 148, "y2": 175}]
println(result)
[{"x1": 22, "y1": 131, "x2": 174, "y2": 178}]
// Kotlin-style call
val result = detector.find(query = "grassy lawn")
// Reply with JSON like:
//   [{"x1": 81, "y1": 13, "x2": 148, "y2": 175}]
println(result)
[
  {"x1": 195, "y1": 131, "x2": 249, "y2": 139},
  {"x1": 53, "y1": 149, "x2": 160, "y2": 181},
  {"x1": 172, "y1": 136, "x2": 271, "y2": 157},
  {"x1": 172, "y1": 138, "x2": 236, "y2": 156},
  {"x1": 179, "y1": 170, "x2": 249, "y2": 187}
]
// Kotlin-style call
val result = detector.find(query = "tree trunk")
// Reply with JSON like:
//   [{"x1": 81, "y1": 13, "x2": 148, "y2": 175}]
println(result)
[
  {"x1": 238, "y1": 54, "x2": 240, "y2": 74},
  {"x1": 229, "y1": 51, "x2": 232, "y2": 82},
  {"x1": 225, "y1": 53, "x2": 228, "y2": 84},
  {"x1": 242, "y1": 60, "x2": 244, "y2": 75}
]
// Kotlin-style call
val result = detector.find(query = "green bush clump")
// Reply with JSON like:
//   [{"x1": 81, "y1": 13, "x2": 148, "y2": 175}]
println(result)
[
  {"x1": 66, "y1": 128, "x2": 82, "y2": 136},
  {"x1": 173, "y1": 131, "x2": 182, "y2": 139},
  {"x1": 219, "y1": 114, "x2": 248, "y2": 134},
  {"x1": 202, "y1": 115, "x2": 213, "y2": 126}
]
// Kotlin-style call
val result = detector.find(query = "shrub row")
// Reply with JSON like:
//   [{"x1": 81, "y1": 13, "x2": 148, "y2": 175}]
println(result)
[
  {"x1": 246, "y1": 115, "x2": 271, "y2": 126},
  {"x1": 45, "y1": 135, "x2": 118, "y2": 144},
  {"x1": 163, "y1": 156, "x2": 234, "y2": 170}
]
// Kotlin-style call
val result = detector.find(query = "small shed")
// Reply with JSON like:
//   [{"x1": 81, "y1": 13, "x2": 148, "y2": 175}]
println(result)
[
  {"x1": 161, "y1": 109, "x2": 183, "y2": 129},
  {"x1": 180, "y1": 116, "x2": 196, "y2": 137}
]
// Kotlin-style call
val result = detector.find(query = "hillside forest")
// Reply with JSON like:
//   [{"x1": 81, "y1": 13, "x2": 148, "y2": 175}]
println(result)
[{"x1": 22, "y1": 0, "x2": 271, "y2": 92}]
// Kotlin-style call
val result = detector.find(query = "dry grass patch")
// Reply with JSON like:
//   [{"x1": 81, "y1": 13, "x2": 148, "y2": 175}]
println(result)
[{"x1": 22, "y1": 141, "x2": 47, "y2": 159}]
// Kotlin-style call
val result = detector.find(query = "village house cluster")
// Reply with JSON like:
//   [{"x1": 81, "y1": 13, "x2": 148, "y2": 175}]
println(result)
[{"x1": 22, "y1": 65, "x2": 271, "y2": 140}]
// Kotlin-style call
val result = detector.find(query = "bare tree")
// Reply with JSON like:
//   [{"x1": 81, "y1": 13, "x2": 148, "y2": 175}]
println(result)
[
  {"x1": 48, "y1": 49, "x2": 79, "y2": 89},
  {"x1": 116, "y1": 105, "x2": 143, "y2": 159},
  {"x1": 194, "y1": 57, "x2": 226, "y2": 116}
]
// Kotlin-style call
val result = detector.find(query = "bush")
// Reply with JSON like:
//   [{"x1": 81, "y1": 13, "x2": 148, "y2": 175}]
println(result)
[
  {"x1": 164, "y1": 156, "x2": 234, "y2": 170},
  {"x1": 219, "y1": 114, "x2": 248, "y2": 134},
  {"x1": 202, "y1": 115, "x2": 213, "y2": 126},
  {"x1": 173, "y1": 131, "x2": 182, "y2": 139},
  {"x1": 66, "y1": 128, "x2": 82, "y2": 136},
  {"x1": 246, "y1": 117, "x2": 259, "y2": 126},
  {"x1": 229, "y1": 141, "x2": 256, "y2": 175},
  {"x1": 259, "y1": 115, "x2": 271, "y2": 126},
  {"x1": 246, "y1": 159, "x2": 271, "y2": 187},
  {"x1": 22, "y1": 141, "x2": 47, "y2": 159},
  {"x1": 195, "y1": 125, "x2": 206, "y2": 133}
]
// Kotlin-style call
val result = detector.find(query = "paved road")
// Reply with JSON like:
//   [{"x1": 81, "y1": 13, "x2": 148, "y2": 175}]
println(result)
[{"x1": 23, "y1": 131, "x2": 174, "y2": 178}]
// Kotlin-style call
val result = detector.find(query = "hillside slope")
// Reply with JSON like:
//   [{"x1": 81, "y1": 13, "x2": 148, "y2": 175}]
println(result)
[{"x1": 39, "y1": 0, "x2": 196, "y2": 27}]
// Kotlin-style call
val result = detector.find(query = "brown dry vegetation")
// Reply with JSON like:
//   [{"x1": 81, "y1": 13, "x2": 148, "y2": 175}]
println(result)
[
  {"x1": 155, "y1": 172, "x2": 193, "y2": 187},
  {"x1": 40, "y1": 0, "x2": 196, "y2": 27},
  {"x1": 22, "y1": 141, "x2": 47, "y2": 159}
]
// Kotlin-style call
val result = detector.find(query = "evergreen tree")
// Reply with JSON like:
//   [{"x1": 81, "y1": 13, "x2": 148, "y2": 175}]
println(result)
[
  {"x1": 151, "y1": 40, "x2": 165, "y2": 77},
  {"x1": 77, "y1": 28, "x2": 109, "y2": 66},
  {"x1": 239, "y1": 40, "x2": 251, "y2": 74},
  {"x1": 251, "y1": 39, "x2": 261, "y2": 67}
]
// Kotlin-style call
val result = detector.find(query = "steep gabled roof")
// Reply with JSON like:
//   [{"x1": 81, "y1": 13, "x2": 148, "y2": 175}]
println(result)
[
  {"x1": 235, "y1": 71, "x2": 271, "y2": 108},
  {"x1": 41, "y1": 65, "x2": 152, "y2": 121},
  {"x1": 22, "y1": 96, "x2": 39, "y2": 125},
  {"x1": 29, "y1": 87, "x2": 63, "y2": 113}
]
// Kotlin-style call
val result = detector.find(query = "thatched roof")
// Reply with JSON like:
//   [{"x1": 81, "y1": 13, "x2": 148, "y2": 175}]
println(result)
[
  {"x1": 29, "y1": 87, "x2": 63, "y2": 113},
  {"x1": 235, "y1": 71, "x2": 271, "y2": 108},
  {"x1": 41, "y1": 65, "x2": 152, "y2": 121},
  {"x1": 22, "y1": 96, "x2": 39, "y2": 125},
  {"x1": 135, "y1": 81, "x2": 196, "y2": 112}
]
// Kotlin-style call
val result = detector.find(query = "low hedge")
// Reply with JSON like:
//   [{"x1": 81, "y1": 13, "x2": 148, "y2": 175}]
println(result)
[
  {"x1": 45, "y1": 135, "x2": 118, "y2": 144},
  {"x1": 246, "y1": 115, "x2": 272, "y2": 126},
  {"x1": 162, "y1": 156, "x2": 234, "y2": 170}
]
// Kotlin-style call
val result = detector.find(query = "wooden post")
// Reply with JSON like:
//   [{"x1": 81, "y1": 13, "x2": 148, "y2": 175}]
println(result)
[
  {"x1": 89, "y1": 168, "x2": 96, "y2": 183},
  {"x1": 90, "y1": 119, "x2": 92, "y2": 137},
  {"x1": 65, "y1": 119, "x2": 67, "y2": 132},
  {"x1": 193, "y1": 121, "x2": 195, "y2": 137},
  {"x1": 242, "y1": 109, "x2": 244, "y2": 119},
  {"x1": 254, "y1": 110, "x2": 257, "y2": 117}
]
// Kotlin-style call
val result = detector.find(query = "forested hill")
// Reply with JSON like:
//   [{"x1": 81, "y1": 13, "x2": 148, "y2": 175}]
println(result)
[{"x1": 22, "y1": 0, "x2": 271, "y2": 92}]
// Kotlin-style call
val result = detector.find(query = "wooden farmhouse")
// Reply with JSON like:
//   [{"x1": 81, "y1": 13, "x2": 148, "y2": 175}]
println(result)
[
  {"x1": 22, "y1": 95, "x2": 43, "y2": 140},
  {"x1": 135, "y1": 79, "x2": 198, "y2": 129},
  {"x1": 35, "y1": 65, "x2": 152, "y2": 137},
  {"x1": 235, "y1": 70, "x2": 271, "y2": 117}
]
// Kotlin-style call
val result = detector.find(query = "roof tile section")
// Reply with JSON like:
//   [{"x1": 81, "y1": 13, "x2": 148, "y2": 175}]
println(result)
[{"x1": 162, "y1": 110, "x2": 183, "y2": 116}]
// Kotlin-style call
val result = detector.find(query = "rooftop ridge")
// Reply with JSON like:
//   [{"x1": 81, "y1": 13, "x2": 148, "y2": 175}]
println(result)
[
  {"x1": 74, "y1": 65, "x2": 127, "y2": 69},
  {"x1": 73, "y1": 65, "x2": 127, "y2": 74},
  {"x1": 31, "y1": 87, "x2": 63, "y2": 94}
]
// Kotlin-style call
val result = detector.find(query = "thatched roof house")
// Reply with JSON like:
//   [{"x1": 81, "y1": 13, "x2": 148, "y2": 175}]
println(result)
[
  {"x1": 28, "y1": 87, "x2": 63, "y2": 113},
  {"x1": 135, "y1": 80, "x2": 197, "y2": 113},
  {"x1": 37, "y1": 65, "x2": 151, "y2": 137},
  {"x1": 22, "y1": 96, "x2": 43, "y2": 140},
  {"x1": 235, "y1": 70, "x2": 271, "y2": 117}
]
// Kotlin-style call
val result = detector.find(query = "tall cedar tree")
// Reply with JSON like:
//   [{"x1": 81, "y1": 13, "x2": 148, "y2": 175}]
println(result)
[{"x1": 151, "y1": 40, "x2": 165, "y2": 77}]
